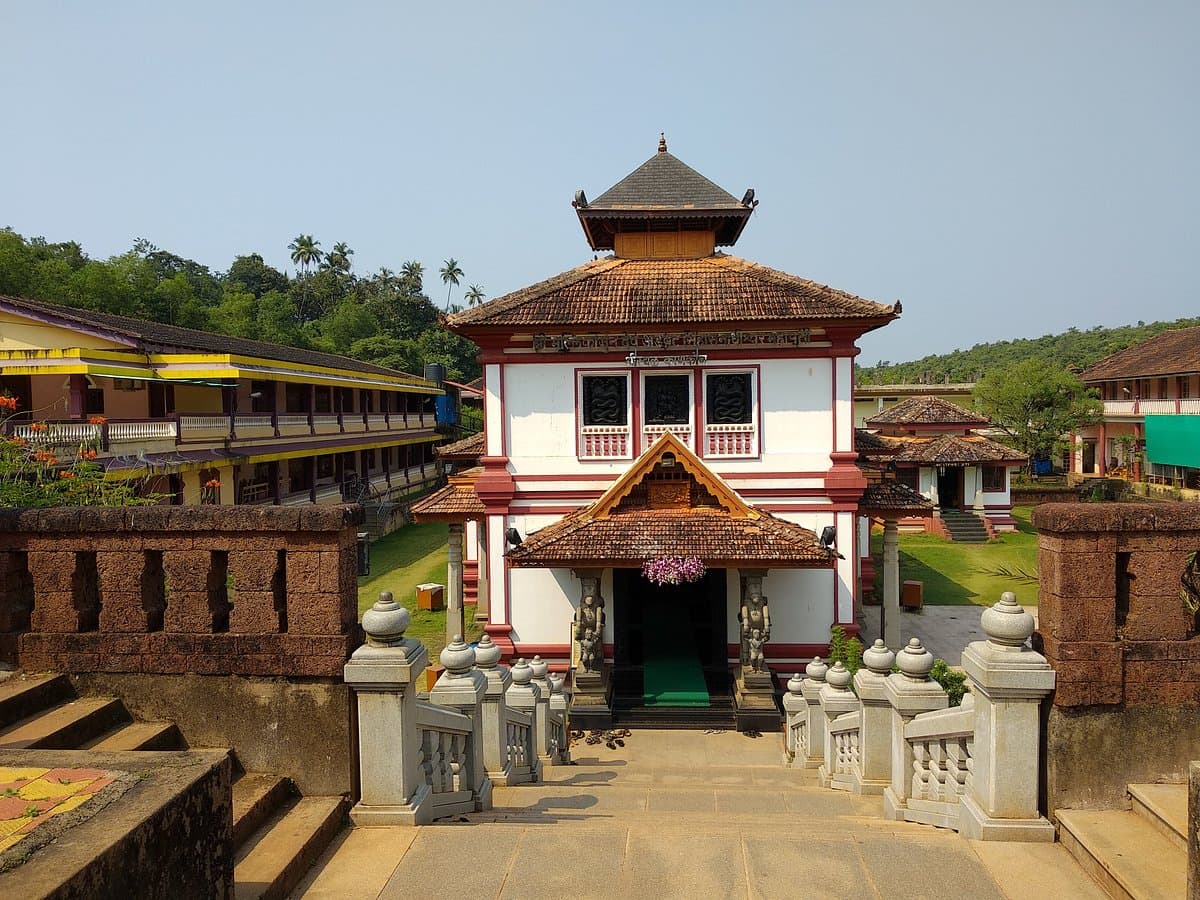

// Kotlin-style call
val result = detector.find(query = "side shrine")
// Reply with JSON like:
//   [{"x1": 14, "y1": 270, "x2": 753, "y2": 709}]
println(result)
[{"x1": 415, "y1": 136, "x2": 901, "y2": 728}]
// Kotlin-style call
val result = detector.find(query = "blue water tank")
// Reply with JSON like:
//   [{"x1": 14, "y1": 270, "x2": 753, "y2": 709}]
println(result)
[{"x1": 435, "y1": 394, "x2": 456, "y2": 425}]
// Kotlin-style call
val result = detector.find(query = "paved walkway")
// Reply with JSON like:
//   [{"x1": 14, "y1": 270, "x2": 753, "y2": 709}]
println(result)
[
  {"x1": 857, "y1": 603, "x2": 1040, "y2": 666},
  {"x1": 293, "y1": 729, "x2": 1099, "y2": 900}
]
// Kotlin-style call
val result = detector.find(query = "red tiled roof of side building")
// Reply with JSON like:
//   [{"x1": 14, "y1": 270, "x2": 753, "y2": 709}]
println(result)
[
  {"x1": 445, "y1": 255, "x2": 898, "y2": 330},
  {"x1": 891, "y1": 433, "x2": 1026, "y2": 465},
  {"x1": 1079, "y1": 325, "x2": 1200, "y2": 382},
  {"x1": 435, "y1": 432, "x2": 484, "y2": 461},
  {"x1": 506, "y1": 506, "x2": 833, "y2": 568},
  {"x1": 410, "y1": 478, "x2": 485, "y2": 521},
  {"x1": 864, "y1": 396, "x2": 988, "y2": 427},
  {"x1": 859, "y1": 480, "x2": 935, "y2": 515}
]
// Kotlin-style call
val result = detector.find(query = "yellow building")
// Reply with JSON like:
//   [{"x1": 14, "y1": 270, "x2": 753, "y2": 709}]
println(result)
[{"x1": 0, "y1": 294, "x2": 444, "y2": 506}]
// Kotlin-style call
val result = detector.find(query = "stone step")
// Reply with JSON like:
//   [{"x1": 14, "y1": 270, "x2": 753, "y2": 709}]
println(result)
[
  {"x1": 1127, "y1": 782, "x2": 1188, "y2": 852},
  {"x1": 0, "y1": 673, "x2": 74, "y2": 729},
  {"x1": 82, "y1": 720, "x2": 185, "y2": 752},
  {"x1": 233, "y1": 773, "x2": 295, "y2": 848},
  {"x1": 1057, "y1": 808, "x2": 1187, "y2": 900},
  {"x1": 234, "y1": 796, "x2": 346, "y2": 900},
  {"x1": 0, "y1": 696, "x2": 129, "y2": 749}
]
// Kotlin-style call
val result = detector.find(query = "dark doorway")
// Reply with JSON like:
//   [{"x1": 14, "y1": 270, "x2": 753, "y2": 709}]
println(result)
[
  {"x1": 937, "y1": 468, "x2": 962, "y2": 509},
  {"x1": 612, "y1": 567, "x2": 729, "y2": 709},
  {"x1": 1082, "y1": 441, "x2": 1096, "y2": 474}
]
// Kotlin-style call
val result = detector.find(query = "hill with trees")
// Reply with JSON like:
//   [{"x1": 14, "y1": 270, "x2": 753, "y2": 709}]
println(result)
[
  {"x1": 857, "y1": 317, "x2": 1200, "y2": 385},
  {"x1": 0, "y1": 228, "x2": 481, "y2": 383}
]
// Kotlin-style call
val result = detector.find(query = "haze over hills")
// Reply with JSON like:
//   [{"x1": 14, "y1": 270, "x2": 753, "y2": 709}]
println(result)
[{"x1": 856, "y1": 317, "x2": 1200, "y2": 385}]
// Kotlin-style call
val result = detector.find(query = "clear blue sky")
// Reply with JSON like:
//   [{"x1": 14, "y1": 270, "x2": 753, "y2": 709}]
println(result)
[{"x1": 2, "y1": 2, "x2": 1196, "y2": 365}]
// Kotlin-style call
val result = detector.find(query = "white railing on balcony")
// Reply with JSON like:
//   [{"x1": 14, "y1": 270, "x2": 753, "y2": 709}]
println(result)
[
  {"x1": 1102, "y1": 399, "x2": 1137, "y2": 416},
  {"x1": 108, "y1": 421, "x2": 177, "y2": 443},
  {"x1": 313, "y1": 483, "x2": 342, "y2": 504},
  {"x1": 179, "y1": 415, "x2": 231, "y2": 440},
  {"x1": 312, "y1": 413, "x2": 341, "y2": 433},
  {"x1": 642, "y1": 424, "x2": 691, "y2": 449},
  {"x1": 276, "y1": 414, "x2": 311, "y2": 434},
  {"x1": 13, "y1": 422, "x2": 101, "y2": 445},
  {"x1": 415, "y1": 701, "x2": 476, "y2": 819},
  {"x1": 366, "y1": 414, "x2": 388, "y2": 430},
  {"x1": 1181, "y1": 398, "x2": 1200, "y2": 414},
  {"x1": 703, "y1": 422, "x2": 757, "y2": 457},
  {"x1": 579, "y1": 425, "x2": 630, "y2": 459},
  {"x1": 233, "y1": 414, "x2": 273, "y2": 434},
  {"x1": 341, "y1": 416, "x2": 367, "y2": 433},
  {"x1": 1138, "y1": 399, "x2": 1176, "y2": 415}
]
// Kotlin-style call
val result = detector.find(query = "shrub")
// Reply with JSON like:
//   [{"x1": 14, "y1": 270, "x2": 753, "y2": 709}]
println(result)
[{"x1": 929, "y1": 659, "x2": 967, "y2": 707}]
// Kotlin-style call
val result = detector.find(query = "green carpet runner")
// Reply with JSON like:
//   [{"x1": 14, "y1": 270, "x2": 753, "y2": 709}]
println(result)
[{"x1": 641, "y1": 600, "x2": 711, "y2": 707}]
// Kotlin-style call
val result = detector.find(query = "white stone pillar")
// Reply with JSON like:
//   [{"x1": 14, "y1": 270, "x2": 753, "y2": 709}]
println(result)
[
  {"x1": 344, "y1": 592, "x2": 431, "y2": 825},
  {"x1": 959, "y1": 592, "x2": 1057, "y2": 841},
  {"x1": 549, "y1": 673, "x2": 571, "y2": 765},
  {"x1": 882, "y1": 638, "x2": 948, "y2": 821},
  {"x1": 505, "y1": 659, "x2": 543, "y2": 783},
  {"x1": 529, "y1": 655, "x2": 554, "y2": 765},
  {"x1": 799, "y1": 657, "x2": 828, "y2": 769},
  {"x1": 446, "y1": 522, "x2": 464, "y2": 645},
  {"x1": 852, "y1": 640, "x2": 896, "y2": 795},
  {"x1": 430, "y1": 635, "x2": 494, "y2": 812},
  {"x1": 475, "y1": 524, "x2": 489, "y2": 622},
  {"x1": 818, "y1": 662, "x2": 859, "y2": 789},
  {"x1": 473, "y1": 634, "x2": 514, "y2": 784},
  {"x1": 782, "y1": 672, "x2": 806, "y2": 765},
  {"x1": 882, "y1": 519, "x2": 901, "y2": 650}
]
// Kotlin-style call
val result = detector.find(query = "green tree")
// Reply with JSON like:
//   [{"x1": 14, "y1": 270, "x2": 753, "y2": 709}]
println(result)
[
  {"x1": 401, "y1": 260, "x2": 424, "y2": 292},
  {"x1": 464, "y1": 284, "x2": 486, "y2": 307},
  {"x1": 439, "y1": 257, "x2": 463, "y2": 310},
  {"x1": 321, "y1": 301, "x2": 378, "y2": 354},
  {"x1": 974, "y1": 359, "x2": 1103, "y2": 464},
  {"x1": 226, "y1": 253, "x2": 289, "y2": 297}
]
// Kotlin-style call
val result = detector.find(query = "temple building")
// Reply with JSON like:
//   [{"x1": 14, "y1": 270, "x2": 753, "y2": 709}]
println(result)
[
  {"x1": 859, "y1": 396, "x2": 1026, "y2": 538},
  {"x1": 415, "y1": 137, "x2": 900, "y2": 726}
]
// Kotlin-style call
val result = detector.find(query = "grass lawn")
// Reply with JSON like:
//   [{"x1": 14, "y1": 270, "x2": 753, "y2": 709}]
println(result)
[
  {"x1": 357, "y1": 522, "x2": 483, "y2": 660},
  {"x1": 870, "y1": 507, "x2": 1039, "y2": 607}
]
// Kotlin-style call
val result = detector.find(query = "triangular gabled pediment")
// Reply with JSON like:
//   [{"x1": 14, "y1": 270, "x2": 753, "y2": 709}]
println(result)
[{"x1": 588, "y1": 431, "x2": 756, "y2": 520}]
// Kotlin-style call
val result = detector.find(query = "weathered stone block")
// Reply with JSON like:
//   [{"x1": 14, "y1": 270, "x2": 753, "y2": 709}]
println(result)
[
  {"x1": 27, "y1": 551, "x2": 77, "y2": 593},
  {"x1": 284, "y1": 551, "x2": 321, "y2": 591},
  {"x1": 286, "y1": 593, "x2": 347, "y2": 634},
  {"x1": 229, "y1": 591, "x2": 280, "y2": 634},
  {"x1": 30, "y1": 591, "x2": 79, "y2": 632},
  {"x1": 98, "y1": 591, "x2": 150, "y2": 633}
]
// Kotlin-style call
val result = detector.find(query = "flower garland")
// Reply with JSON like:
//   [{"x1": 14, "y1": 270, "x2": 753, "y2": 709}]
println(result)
[{"x1": 641, "y1": 555, "x2": 706, "y2": 586}]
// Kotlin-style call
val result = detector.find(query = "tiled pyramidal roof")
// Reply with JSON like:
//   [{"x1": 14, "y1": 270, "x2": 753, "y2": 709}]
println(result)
[
  {"x1": 446, "y1": 256, "x2": 896, "y2": 329},
  {"x1": 435, "y1": 432, "x2": 484, "y2": 461},
  {"x1": 410, "y1": 469, "x2": 485, "y2": 519},
  {"x1": 865, "y1": 395, "x2": 988, "y2": 427},
  {"x1": 588, "y1": 150, "x2": 745, "y2": 211},
  {"x1": 859, "y1": 481, "x2": 935, "y2": 514},
  {"x1": 891, "y1": 433, "x2": 1026, "y2": 464}
]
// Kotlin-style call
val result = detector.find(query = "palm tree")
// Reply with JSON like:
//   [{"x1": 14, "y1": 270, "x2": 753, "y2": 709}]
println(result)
[
  {"x1": 439, "y1": 258, "x2": 463, "y2": 310},
  {"x1": 331, "y1": 241, "x2": 354, "y2": 273},
  {"x1": 464, "y1": 284, "x2": 486, "y2": 307},
  {"x1": 401, "y1": 260, "x2": 424, "y2": 285},
  {"x1": 288, "y1": 235, "x2": 322, "y2": 276}
]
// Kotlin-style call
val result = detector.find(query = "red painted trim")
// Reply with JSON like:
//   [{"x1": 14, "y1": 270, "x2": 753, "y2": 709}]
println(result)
[
  {"x1": 507, "y1": 505, "x2": 583, "y2": 515},
  {"x1": 513, "y1": 470, "x2": 828, "y2": 483},
  {"x1": 478, "y1": 347, "x2": 852, "y2": 365}
]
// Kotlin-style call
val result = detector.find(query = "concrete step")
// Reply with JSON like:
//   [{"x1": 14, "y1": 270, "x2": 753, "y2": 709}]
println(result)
[
  {"x1": 83, "y1": 720, "x2": 185, "y2": 752},
  {"x1": 0, "y1": 696, "x2": 129, "y2": 749},
  {"x1": 0, "y1": 673, "x2": 74, "y2": 729},
  {"x1": 233, "y1": 773, "x2": 295, "y2": 848},
  {"x1": 234, "y1": 796, "x2": 346, "y2": 900},
  {"x1": 1057, "y1": 808, "x2": 1187, "y2": 899},
  {"x1": 1128, "y1": 782, "x2": 1187, "y2": 852}
]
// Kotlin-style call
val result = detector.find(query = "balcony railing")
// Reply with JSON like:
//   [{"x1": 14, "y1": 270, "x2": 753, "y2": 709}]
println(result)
[
  {"x1": 642, "y1": 424, "x2": 691, "y2": 448},
  {"x1": 1103, "y1": 398, "x2": 1200, "y2": 417},
  {"x1": 579, "y1": 425, "x2": 630, "y2": 460},
  {"x1": 703, "y1": 422, "x2": 758, "y2": 458},
  {"x1": 9, "y1": 419, "x2": 179, "y2": 448}
]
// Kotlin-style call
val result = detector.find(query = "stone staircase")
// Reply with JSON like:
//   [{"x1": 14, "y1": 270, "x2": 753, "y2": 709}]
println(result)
[
  {"x1": 939, "y1": 509, "x2": 990, "y2": 543},
  {"x1": 1057, "y1": 783, "x2": 1189, "y2": 899},
  {"x1": 0, "y1": 672, "x2": 346, "y2": 900}
]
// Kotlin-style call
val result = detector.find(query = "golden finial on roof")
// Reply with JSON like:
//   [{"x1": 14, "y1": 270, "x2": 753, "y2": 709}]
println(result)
[{"x1": 658, "y1": 132, "x2": 667, "y2": 152}]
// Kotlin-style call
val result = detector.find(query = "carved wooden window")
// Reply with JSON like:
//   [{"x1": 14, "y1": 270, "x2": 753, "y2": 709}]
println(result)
[
  {"x1": 582, "y1": 375, "x2": 627, "y2": 426},
  {"x1": 643, "y1": 375, "x2": 690, "y2": 425},
  {"x1": 706, "y1": 373, "x2": 752, "y2": 425}
]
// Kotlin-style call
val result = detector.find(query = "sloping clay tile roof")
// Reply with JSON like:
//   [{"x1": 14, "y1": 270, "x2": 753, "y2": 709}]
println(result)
[
  {"x1": 865, "y1": 396, "x2": 988, "y2": 427},
  {"x1": 891, "y1": 434, "x2": 1026, "y2": 465},
  {"x1": 507, "y1": 506, "x2": 832, "y2": 568},
  {"x1": 435, "y1": 432, "x2": 484, "y2": 461},
  {"x1": 1079, "y1": 325, "x2": 1200, "y2": 381},
  {"x1": 410, "y1": 473, "x2": 485, "y2": 520},
  {"x1": 859, "y1": 481, "x2": 935, "y2": 514},
  {"x1": 446, "y1": 255, "x2": 896, "y2": 329},
  {"x1": 589, "y1": 150, "x2": 745, "y2": 211}
]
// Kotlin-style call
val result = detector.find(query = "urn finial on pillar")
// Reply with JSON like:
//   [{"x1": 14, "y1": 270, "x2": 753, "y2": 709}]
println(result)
[
  {"x1": 787, "y1": 672, "x2": 805, "y2": 695},
  {"x1": 896, "y1": 638, "x2": 934, "y2": 681},
  {"x1": 361, "y1": 591, "x2": 411, "y2": 647},
  {"x1": 826, "y1": 661, "x2": 853, "y2": 691},
  {"x1": 980, "y1": 591, "x2": 1036, "y2": 650},
  {"x1": 511, "y1": 658, "x2": 533, "y2": 685},
  {"x1": 440, "y1": 634, "x2": 476, "y2": 676},
  {"x1": 474, "y1": 633, "x2": 502, "y2": 670},
  {"x1": 805, "y1": 656, "x2": 828, "y2": 682},
  {"x1": 863, "y1": 639, "x2": 896, "y2": 676}
]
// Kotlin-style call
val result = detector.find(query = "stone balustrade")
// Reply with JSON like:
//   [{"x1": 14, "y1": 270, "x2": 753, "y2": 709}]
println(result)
[
  {"x1": 346, "y1": 595, "x2": 570, "y2": 826},
  {"x1": 796, "y1": 591, "x2": 1057, "y2": 842},
  {"x1": 0, "y1": 505, "x2": 362, "y2": 676}
]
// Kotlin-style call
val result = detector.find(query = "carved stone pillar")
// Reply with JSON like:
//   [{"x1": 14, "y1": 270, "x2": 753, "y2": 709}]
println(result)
[
  {"x1": 852, "y1": 639, "x2": 896, "y2": 795},
  {"x1": 882, "y1": 519, "x2": 901, "y2": 651}
]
